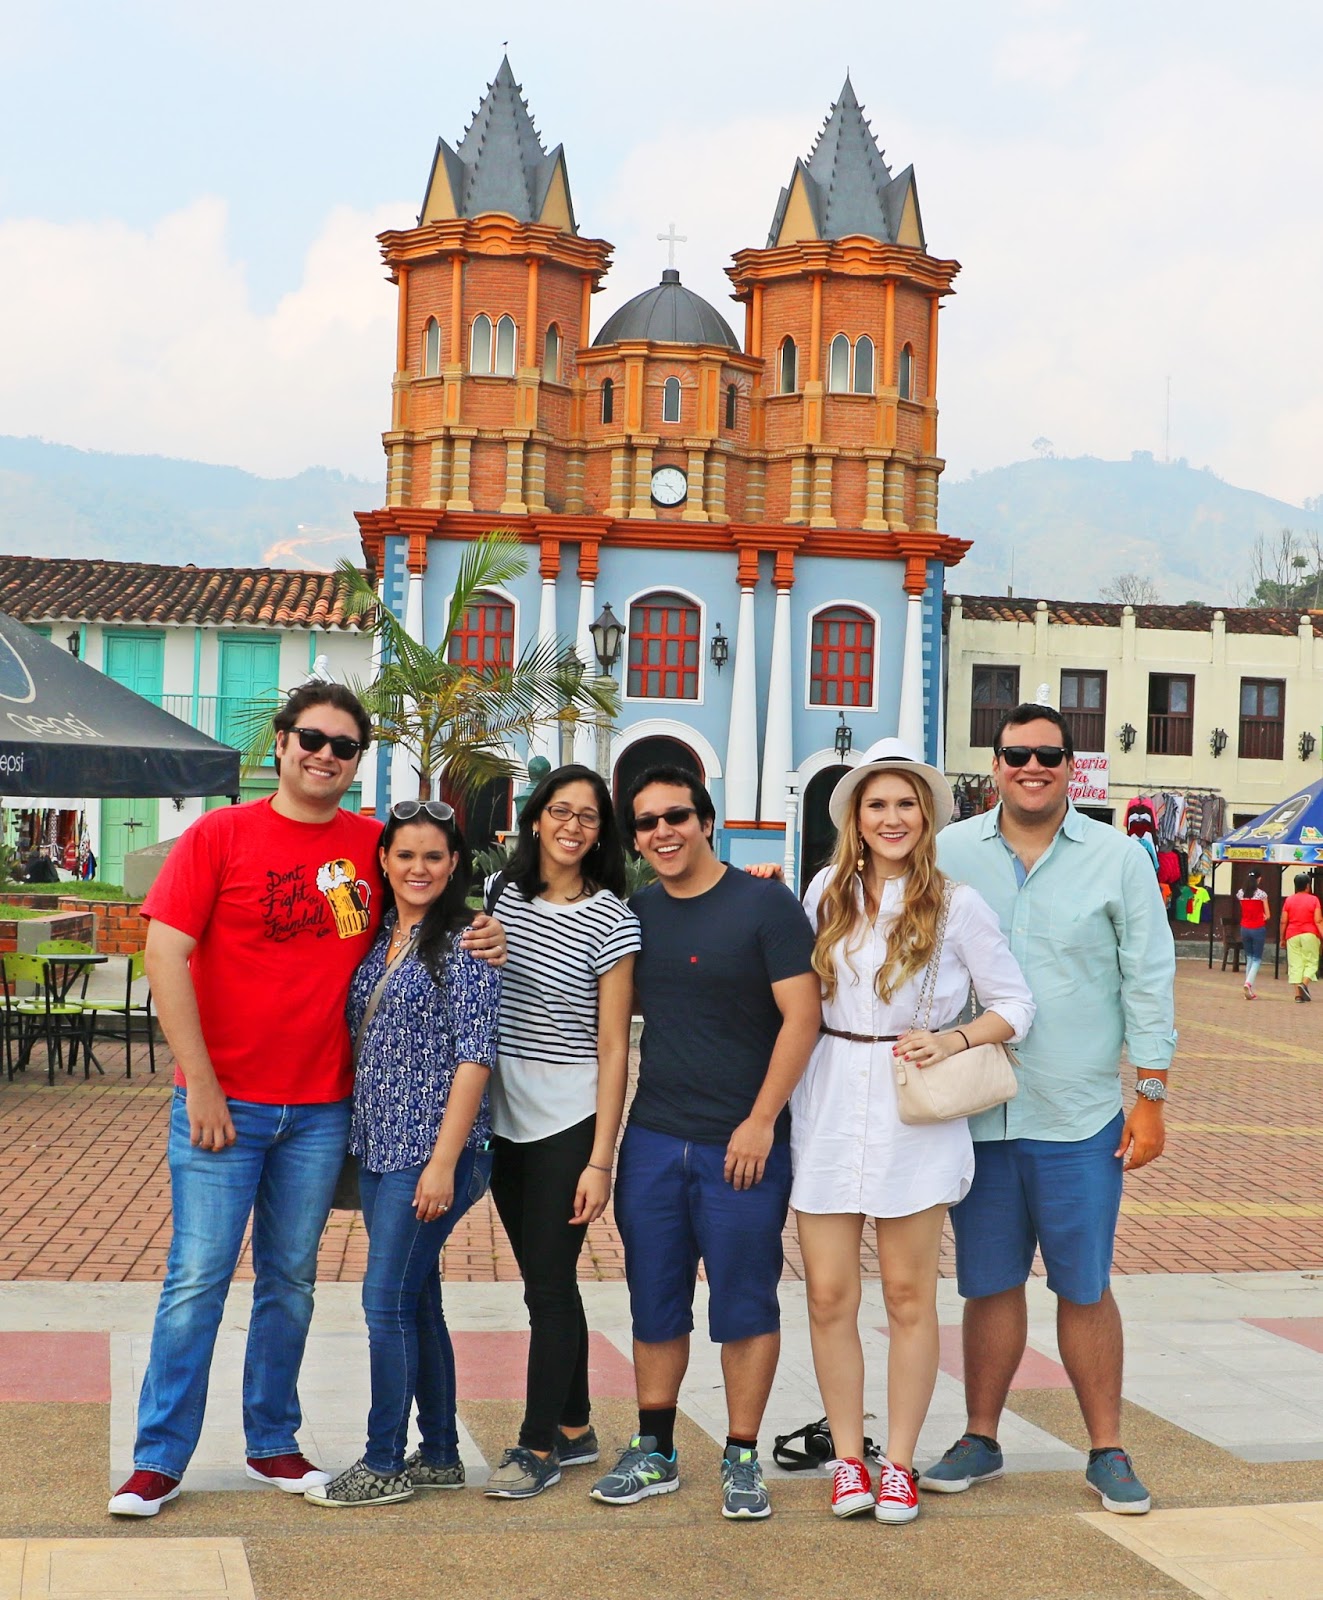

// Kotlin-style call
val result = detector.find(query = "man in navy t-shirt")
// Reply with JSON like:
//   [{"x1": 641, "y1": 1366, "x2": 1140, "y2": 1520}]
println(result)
[{"x1": 589, "y1": 767, "x2": 819, "y2": 1522}]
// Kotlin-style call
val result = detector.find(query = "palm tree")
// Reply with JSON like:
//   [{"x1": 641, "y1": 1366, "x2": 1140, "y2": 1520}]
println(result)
[{"x1": 334, "y1": 532, "x2": 617, "y2": 801}]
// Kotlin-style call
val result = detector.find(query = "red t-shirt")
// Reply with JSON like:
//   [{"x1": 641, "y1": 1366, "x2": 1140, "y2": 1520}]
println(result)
[
  {"x1": 1282, "y1": 891, "x2": 1322, "y2": 943},
  {"x1": 143, "y1": 799, "x2": 383, "y2": 1103},
  {"x1": 1237, "y1": 889, "x2": 1269, "y2": 931}
]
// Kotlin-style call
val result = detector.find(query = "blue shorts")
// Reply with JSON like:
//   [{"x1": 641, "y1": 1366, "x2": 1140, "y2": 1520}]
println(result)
[
  {"x1": 614, "y1": 1123, "x2": 790, "y2": 1345},
  {"x1": 950, "y1": 1112, "x2": 1125, "y2": 1306}
]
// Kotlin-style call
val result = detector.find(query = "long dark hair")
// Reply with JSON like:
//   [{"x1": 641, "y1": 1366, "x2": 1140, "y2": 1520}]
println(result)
[
  {"x1": 504, "y1": 763, "x2": 627, "y2": 900},
  {"x1": 377, "y1": 810, "x2": 473, "y2": 979}
]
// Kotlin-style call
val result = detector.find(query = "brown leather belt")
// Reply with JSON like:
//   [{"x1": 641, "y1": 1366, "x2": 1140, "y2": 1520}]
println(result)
[{"x1": 819, "y1": 1024, "x2": 902, "y2": 1044}]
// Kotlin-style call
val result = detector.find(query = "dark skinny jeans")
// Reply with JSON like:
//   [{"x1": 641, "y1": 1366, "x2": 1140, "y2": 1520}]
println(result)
[{"x1": 490, "y1": 1114, "x2": 596, "y2": 1453}]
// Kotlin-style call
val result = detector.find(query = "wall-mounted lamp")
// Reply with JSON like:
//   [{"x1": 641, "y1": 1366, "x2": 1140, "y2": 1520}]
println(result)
[
  {"x1": 1210, "y1": 727, "x2": 1229, "y2": 758},
  {"x1": 834, "y1": 710, "x2": 854, "y2": 761},
  {"x1": 710, "y1": 624, "x2": 729, "y2": 672},
  {"x1": 1118, "y1": 722, "x2": 1137, "y2": 753},
  {"x1": 1300, "y1": 731, "x2": 1317, "y2": 761},
  {"x1": 66, "y1": 630, "x2": 80, "y2": 657},
  {"x1": 589, "y1": 603, "x2": 625, "y2": 676}
]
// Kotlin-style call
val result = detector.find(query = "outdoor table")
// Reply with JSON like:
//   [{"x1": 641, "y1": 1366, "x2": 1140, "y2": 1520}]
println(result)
[{"x1": 41, "y1": 952, "x2": 108, "y2": 1004}]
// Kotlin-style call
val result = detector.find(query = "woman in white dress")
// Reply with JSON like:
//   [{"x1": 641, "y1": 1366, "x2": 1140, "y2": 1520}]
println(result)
[{"x1": 791, "y1": 739, "x2": 1034, "y2": 1525}]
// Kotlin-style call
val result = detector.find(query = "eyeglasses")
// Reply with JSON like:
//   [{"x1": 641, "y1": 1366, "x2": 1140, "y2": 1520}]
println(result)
[
  {"x1": 544, "y1": 802, "x2": 602, "y2": 830},
  {"x1": 390, "y1": 799, "x2": 456, "y2": 823},
  {"x1": 290, "y1": 726, "x2": 364, "y2": 760},
  {"x1": 632, "y1": 806, "x2": 699, "y2": 834},
  {"x1": 995, "y1": 745, "x2": 1068, "y2": 769}
]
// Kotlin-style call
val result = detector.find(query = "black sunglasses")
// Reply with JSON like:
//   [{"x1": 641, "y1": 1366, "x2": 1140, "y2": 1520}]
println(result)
[
  {"x1": 633, "y1": 805, "x2": 699, "y2": 834},
  {"x1": 290, "y1": 726, "x2": 363, "y2": 760},
  {"x1": 995, "y1": 745, "x2": 1068, "y2": 769},
  {"x1": 391, "y1": 800, "x2": 456, "y2": 823}
]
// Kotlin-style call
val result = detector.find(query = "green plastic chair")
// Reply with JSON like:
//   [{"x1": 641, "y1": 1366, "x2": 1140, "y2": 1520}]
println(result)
[
  {"x1": 76, "y1": 951, "x2": 156, "y2": 1078},
  {"x1": 1, "y1": 953, "x2": 87, "y2": 1083}
]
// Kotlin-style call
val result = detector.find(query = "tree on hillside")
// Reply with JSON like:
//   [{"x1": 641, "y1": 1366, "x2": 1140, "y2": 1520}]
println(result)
[{"x1": 1100, "y1": 572, "x2": 1161, "y2": 605}]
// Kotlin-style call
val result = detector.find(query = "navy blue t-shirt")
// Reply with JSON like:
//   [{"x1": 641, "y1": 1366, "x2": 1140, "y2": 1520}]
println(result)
[{"x1": 628, "y1": 867, "x2": 815, "y2": 1145}]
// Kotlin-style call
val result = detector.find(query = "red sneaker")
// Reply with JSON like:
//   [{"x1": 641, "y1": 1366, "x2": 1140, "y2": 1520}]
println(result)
[
  {"x1": 245, "y1": 1453, "x2": 331, "y2": 1492},
  {"x1": 108, "y1": 1470, "x2": 180, "y2": 1517},
  {"x1": 829, "y1": 1456, "x2": 874, "y2": 1517},
  {"x1": 874, "y1": 1458, "x2": 919, "y2": 1523}
]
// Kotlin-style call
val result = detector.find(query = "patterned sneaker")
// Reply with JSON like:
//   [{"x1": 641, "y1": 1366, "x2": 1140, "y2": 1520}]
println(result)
[
  {"x1": 108, "y1": 1470, "x2": 180, "y2": 1517},
  {"x1": 874, "y1": 1458, "x2": 919, "y2": 1524},
  {"x1": 1085, "y1": 1448, "x2": 1151, "y2": 1514},
  {"x1": 721, "y1": 1444, "x2": 771, "y2": 1520},
  {"x1": 589, "y1": 1435, "x2": 680, "y2": 1505},
  {"x1": 918, "y1": 1434, "x2": 1004, "y2": 1493},
  {"x1": 245, "y1": 1453, "x2": 331, "y2": 1492},
  {"x1": 303, "y1": 1458, "x2": 413, "y2": 1508},
  {"x1": 484, "y1": 1446, "x2": 562, "y2": 1499},
  {"x1": 403, "y1": 1451, "x2": 465, "y2": 1489},
  {"x1": 555, "y1": 1426, "x2": 600, "y2": 1466},
  {"x1": 829, "y1": 1457, "x2": 873, "y2": 1518}
]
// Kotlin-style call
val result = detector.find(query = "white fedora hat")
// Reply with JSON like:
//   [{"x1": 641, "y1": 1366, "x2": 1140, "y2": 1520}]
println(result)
[{"x1": 827, "y1": 737, "x2": 956, "y2": 832}]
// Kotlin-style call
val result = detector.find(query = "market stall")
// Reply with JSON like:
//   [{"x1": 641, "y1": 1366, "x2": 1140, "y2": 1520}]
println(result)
[{"x1": 1207, "y1": 779, "x2": 1323, "y2": 976}]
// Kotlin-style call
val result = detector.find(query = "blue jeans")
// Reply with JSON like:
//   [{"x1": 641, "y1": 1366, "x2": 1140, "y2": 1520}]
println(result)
[
  {"x1": 358, "y1": 1148, "x2": 492, "y2": 1474},
  {"x1": 134, "y1": 1090, "x2": 350, "y2": 1479}
]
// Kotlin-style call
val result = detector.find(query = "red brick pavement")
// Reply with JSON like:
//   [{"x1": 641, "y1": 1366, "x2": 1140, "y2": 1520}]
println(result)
[{"x1": 1, "y1": 964, "x2": 1319, "y2": 1284}]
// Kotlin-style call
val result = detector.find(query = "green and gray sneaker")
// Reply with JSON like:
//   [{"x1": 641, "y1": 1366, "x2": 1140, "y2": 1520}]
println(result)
[
  {"x1": 720, "y1": 1444, "x2": 771, "y2": 1520},
  {"x1": 403, "y1": 1451, "x2": 465, "y2": 1489},
  {"x1": 555, "y1": 1426, "x2": 600, "y2": 1466},
  {"x1": 589, "y1": 1435, "x2": 680, "y2": 1504},
  {"x1": 304, "y1": 1458, "x2": 413, "y2": 1508},
  {"x1": 484, "y1": 1446, "x2": 562, "y2": 1500}
]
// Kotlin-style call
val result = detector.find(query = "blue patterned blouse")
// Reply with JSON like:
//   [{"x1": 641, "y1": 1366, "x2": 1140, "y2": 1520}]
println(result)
[{"x1": 346, "y1": 916, "x2": 502, "y2": 1174}]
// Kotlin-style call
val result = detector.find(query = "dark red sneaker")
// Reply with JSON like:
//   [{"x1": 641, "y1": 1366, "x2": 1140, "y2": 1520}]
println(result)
[
  {"x1": 108, "y1": 1470, "x2": 180, "y2": 1517},
  {"x1": 246, "y1": 1453, "x2": 331, "y2": 1492}
]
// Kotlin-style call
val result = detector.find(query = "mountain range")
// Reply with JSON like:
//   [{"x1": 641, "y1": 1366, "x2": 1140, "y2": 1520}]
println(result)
[{"x1": 1, "y1": 434, "x2": 1319, "y2": 605}]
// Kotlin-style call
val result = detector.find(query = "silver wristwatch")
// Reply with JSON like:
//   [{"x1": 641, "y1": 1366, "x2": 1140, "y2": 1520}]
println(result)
[{"x1": 1134, "y1": 1077, "x2": 1167, "y2": 1103}]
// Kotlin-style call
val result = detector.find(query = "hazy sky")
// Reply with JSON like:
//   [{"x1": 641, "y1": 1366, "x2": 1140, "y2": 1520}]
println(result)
[{"x1": 2, "y1": 0, "x2": 1320, "y2": 506}]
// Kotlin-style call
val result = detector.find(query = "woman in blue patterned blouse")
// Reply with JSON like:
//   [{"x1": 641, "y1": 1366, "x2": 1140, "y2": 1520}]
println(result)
[{"x1": 305, "y1": 800, "x2": 501, "y2": 1510}]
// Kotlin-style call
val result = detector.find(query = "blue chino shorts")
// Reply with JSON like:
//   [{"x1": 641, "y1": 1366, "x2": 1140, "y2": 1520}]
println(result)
[
  {"x1": 950, "y1": 1111, "x2": 1125, "y2": 1306},
  {"x1": 614, "y1": 1123, "x2": 790, "y2": 1345}
]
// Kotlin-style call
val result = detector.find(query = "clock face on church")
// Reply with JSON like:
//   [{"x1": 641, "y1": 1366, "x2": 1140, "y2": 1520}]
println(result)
[{"x1": 650, "y1": 465, "x2": 688, "y2": 507}]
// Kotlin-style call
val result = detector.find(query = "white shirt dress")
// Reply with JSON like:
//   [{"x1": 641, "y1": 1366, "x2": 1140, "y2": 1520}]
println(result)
[{"x1": 790, "y1": 871, "x2": 1036, "y2": 1219}]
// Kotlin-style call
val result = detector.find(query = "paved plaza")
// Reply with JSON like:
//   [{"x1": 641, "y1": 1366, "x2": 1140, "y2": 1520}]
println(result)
[{"x1": 0, "y1": 961, "x2": 1320, "y2": 1599}]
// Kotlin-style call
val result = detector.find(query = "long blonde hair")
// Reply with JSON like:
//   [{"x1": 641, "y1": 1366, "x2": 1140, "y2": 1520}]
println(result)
[{"x1": 812, "y1": 769, "x2": 946, "y2": 1003}]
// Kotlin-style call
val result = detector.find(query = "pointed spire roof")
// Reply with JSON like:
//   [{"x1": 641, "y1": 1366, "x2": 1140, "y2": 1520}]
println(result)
[
  {"x1": 766, "y1": 75, "x2": 924, "y2": 249},
  {"x1": 419, "y1": 58, "x2": 578, "y2": 233}
]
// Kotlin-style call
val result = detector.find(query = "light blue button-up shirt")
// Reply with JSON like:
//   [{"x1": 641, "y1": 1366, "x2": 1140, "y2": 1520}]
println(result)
[{"x1": 937, "y1": 802, "x2": 1177, "y2": 1144}]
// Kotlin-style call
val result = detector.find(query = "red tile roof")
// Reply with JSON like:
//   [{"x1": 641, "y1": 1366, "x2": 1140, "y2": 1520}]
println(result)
[
  {"x1": 946, "y1": 595, "x2": 1323, "y2": 637},
  {"x1": 0, "y1": 556, "x2": 371, "y2": 630}
]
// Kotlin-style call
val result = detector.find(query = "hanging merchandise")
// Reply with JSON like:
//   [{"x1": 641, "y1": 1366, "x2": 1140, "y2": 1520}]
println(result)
[{"x1": 1186, "y1": 883, "x2": 1211, "y2": 924}]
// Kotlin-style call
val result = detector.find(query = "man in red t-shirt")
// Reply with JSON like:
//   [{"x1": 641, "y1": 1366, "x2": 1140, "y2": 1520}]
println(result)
[{"x1": 109, "y1": 684, "x2": 501, "y2": 1519}]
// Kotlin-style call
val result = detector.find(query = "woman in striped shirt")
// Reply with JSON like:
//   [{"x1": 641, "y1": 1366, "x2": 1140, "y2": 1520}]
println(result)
[{"x1": 482, "y1": 763, "x2": 641, "y2": 1500}]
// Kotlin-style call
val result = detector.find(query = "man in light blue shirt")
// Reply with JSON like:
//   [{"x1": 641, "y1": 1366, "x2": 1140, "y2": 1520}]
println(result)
[{"x1": 921, "y1": 703, "x2": 1175, "y2": 1516}]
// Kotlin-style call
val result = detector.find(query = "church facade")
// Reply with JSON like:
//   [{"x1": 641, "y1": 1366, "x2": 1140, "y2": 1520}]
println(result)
[{"x1": 356, "y1": 60, "x2": 969, "y2": 882}]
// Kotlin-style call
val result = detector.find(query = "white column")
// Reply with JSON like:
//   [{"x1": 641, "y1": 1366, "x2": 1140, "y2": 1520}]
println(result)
[
  {"x1": 783, "y1": 776, "x2": 800, "y2": 895},
  {"x1": 391, "y1": 571, "x2": 426, "y2": 803},
  {"x1": 529, "y1": 576, "x2": 559, "y2": 766},
  {"x1": 725, "y1": 585, "x2": 759, "y2": 821},
  {"x1": 359, "y1": 577, "x2": 385, "y2": 814},
  {"x1": 759, "y1": 585, "x2": 793, "y2": 821},
  {"x1": 897, "y1": 592, "x2": 926, "y2": 751},
  {"x1": 573, "y1": 576, "x2": 596, "y2": 768}
]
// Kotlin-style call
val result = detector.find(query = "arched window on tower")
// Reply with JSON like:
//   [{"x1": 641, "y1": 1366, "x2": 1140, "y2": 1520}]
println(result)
[
  {"x1": 725, "y1": 383, "x2": 738, "y2": 429},
  {"x1": 628, "y1": 592, "x2": 701, "y2": 700},
  {"x1": 422, "y1": 317, "x2": 441, "y2": 377},
  {"x1": 779, "y1": 336, "x2": 798, "y2": 394},
  {"x1": 853, "y1": 335, "x2": 874, "y2": 395},
  {"x1": 828, "y1": 333, "x2": 850, "y2": 393},
  {"x1": 543, "y1": 323, "x2": 561, "y2": 382},
  {"x1": 809, "y1": 605, "x2": 876, "y2": 707},
  {"x1": 600, "y1": 377, "x2": 615, "y2": 425},
  {"x1": 662, "y1": 376, "x2": 681, "y2": 424},
  {"x1": 448, "y1": 591, "x2": 515, "y2": 671},
  {"x1": 495, "y1": 314, "x2": 517, "y2": 376},
  {"x1": 470, "y1": 314, "x2": 493, "y2": 375},
  {"x1": 898, "y1": 343, "x2": 914, "y2": 401}
]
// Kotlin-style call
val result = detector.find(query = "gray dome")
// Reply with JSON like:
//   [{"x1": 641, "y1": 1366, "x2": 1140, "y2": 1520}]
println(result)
[{"x1": 593, "y1": 269, "x2": 740, "y2": 349}]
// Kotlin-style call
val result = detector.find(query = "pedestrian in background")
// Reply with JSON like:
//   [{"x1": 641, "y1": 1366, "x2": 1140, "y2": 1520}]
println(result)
[
  {"x1": 1281, "y1": 872, "x2": 1323, "y2": 1002},
  {"x1": 1236, "y1": 871, "x2": 1270, "y2": 999}
]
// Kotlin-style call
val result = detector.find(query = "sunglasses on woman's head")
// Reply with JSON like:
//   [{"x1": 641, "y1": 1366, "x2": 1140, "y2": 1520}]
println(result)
[
  {"x1": 390, "y1": 799, "x2": 456, "y2": 823},
  {"x1": 995, "y1": 745, "x2": 1068, "y2": 768},
  {"x1": 632, "y1": 805, "x2": 699, "y2": 834},
  {"x1": 289, "y1": 726, "x2": 363, "y2": 760}
]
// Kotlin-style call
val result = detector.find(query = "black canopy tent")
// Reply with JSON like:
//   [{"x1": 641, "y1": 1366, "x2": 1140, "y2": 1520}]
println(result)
[{"x1": 0, "y1": 613, "x2": 240, "y2": 799}]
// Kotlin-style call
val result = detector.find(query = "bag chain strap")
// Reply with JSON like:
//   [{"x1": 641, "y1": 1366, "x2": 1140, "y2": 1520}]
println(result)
[{"x1": 912, "y1": 884, "x2": 954, "y2": 1032}]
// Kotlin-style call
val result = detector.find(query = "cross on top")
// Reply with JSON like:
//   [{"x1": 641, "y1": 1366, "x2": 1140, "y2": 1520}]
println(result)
[{"x1": 657, "y1": 221, "x2": 687, "y2": 270}]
